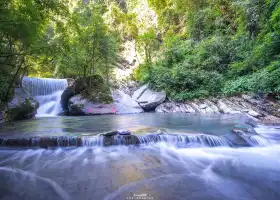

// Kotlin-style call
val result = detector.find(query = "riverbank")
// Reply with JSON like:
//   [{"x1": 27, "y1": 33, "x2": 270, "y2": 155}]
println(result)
[
  {"x1": 1, "y1": 77, "x2": 280, "y2": 126},
  {"x1": 155, "y1": 95, "x2": 280, "y2": 125}
]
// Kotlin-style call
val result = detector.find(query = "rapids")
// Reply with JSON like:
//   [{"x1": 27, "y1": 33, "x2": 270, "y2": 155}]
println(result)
[
  {"x1": 0, "y1": 111, "x2": 280, "y2": 200},
  {"x1": 0, "y1": 144, "x2": 280, "y2": 200}
]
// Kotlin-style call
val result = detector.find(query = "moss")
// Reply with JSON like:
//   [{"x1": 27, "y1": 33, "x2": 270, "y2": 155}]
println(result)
[{"x1": 80, "y1": 75, "x2": 113, "y2": 104}]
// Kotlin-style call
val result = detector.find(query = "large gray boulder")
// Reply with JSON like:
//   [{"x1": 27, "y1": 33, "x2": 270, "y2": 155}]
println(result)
[
  {"x1": 112, "y1": 89, "x2": 143, "y2": 114},
  {"x1": 6, "y1": 88, "x2": 39, "y2": 121},
  {"x1": 133, "y1": 84, "x2": 166, "y2": 111},
  {"x1": 132, "y1": 84, "x2": 149, "y2": 100},
  {"x1": 68, "y1": 95, "x2": 116, "y2": 115}
]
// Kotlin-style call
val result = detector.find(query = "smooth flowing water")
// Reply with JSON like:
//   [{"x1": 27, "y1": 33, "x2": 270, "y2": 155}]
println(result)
[
  {"x1": 22, "y1": 77, "x2": 68, "y2": 117},
  {"x1": 0, "y1": 113, "x2": 249, "y2": 137},
  {"x1": 0, "y1": 113, "x2": 280, "y2": 200}
]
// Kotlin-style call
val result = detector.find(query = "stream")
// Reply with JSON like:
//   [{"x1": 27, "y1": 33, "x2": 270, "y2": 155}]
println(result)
[
  {"x1": 1, "y1": 77, "x2": 280, "y2": 200},
  {"x1": 0, "y1": 113, "x2": 280, "y2": 200}
]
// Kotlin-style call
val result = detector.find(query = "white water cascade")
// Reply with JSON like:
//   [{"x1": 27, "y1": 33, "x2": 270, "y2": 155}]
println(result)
[{"x1": 22, "y1": 77, "x2": 68, "y2": 117}]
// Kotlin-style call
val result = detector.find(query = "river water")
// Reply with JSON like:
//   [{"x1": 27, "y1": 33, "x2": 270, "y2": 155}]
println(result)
[
  {"x1": 0, "y1": 113, "x2": 248, "y2": 137},
  {"x1": 0, "y1": 113, "x2": 280, "y2": 200}
]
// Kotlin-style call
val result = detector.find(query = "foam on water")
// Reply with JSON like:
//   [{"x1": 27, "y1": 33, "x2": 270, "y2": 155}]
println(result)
[
  {"x1": 238, "y1": 133, "x2": 271, "y2": 146},
  {"x1": 255, "y1": 125, "x2": 280, "y2": 143},
  {"x1": 1, "y1": 144, "x2": 280, "y2": 200}
]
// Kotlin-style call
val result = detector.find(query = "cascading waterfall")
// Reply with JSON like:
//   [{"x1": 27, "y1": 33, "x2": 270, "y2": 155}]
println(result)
[
  {"x1": 22, "y1": 77, "x2": 68, "y2": 117},
  {"x1": 0, "y1": 132, "x2": 274, "y2": 149},
  {"x1": 238, "y1": 133, "x2": 271, "y2": 146},
  {"x1": 0, "y1": 134, "x2": 235, "y2": 148},
  {"x1": 137, "y1": 134, "x2": 232, "y2": 147},
  {"x1": 1, "y1": 140, "x2": 280, "y2": 200}
]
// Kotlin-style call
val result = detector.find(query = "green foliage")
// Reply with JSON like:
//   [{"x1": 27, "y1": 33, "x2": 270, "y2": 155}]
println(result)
[
  {"x1": 224, "y1": 61, "x2": 280, "y2": 96},
  {"x1": 135, "y1": 0, "x2": 280, "y2": 100},
  {"x1": 0, "y1": 0, "x2": 68, "y2": 103},
  {"x1": 80, "y1": 75, "x2": 113, "y2": 104},
  {"x1": 0, "y1": 0, "x2": 120, "y2": 104},
  {"x1": 105, "y1": 2, "x2": 139, "y2": 39},
  {"x1": 136, "y1": 29, "x2": 160, "y2": 65},
  {"x1": 1, "y1": 0, "x2": 280, "y2": 104},
  {"x1": 53, "y1": 3, "x2": 119, "y2": 79}
]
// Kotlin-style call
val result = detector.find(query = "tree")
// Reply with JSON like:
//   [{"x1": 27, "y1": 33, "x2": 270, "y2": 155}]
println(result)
[
  {"x1": 136, "y1": 29, "x2": 160, "y2": 66},
  {"x1": 0, "y1": 0, "x2": 68, "y2": 102}
]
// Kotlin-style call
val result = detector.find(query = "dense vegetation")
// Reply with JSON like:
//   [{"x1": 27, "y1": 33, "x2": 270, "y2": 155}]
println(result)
[
  {"x1": 0, "y1": 0, "x2": 119, "y2": 103},
  {"x1": 134, "y1": 0, "x2": 280, "y2": 100},
  {"x1": 1, "y1": 0, "x2": 280, "y2": 105}
]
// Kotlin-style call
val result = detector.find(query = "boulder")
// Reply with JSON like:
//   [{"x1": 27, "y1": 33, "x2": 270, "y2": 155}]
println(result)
[
  {"x1": 117, "y1": 130, "x2": 131, "y2": 135},
  {"x1": 60, "y1": 75, "x2": 109, "y2": 114},
  {"x1": 155, "y1": 102, "x2": 196, "y2": 113},
  {"x1": 132, "y1": 84, "x2": 149, "y2": 100},
  {"x1": 103, "y1": 134, "x2": 140, "y2": 146},
  {"x1": 133, "y1": 84, "x2": 166, "y2": 111},
  {"x1": 101, "y1": 130, "x2": 131, "y2": 136},
  {"x1": 6, "y1": 88, "x2": 39, "y2": 121},
  {"x1": 248, "y1": 110, "x2": 262, "y2": 118},
  {"x1": 68, "y1": 94, "x2": 116, "y2": 115},
  {"x1": 217, "y1": 100, "x2": 232, "y2": 114},
  {"x1": 112, "y1": 89, "x2": 143, "y2": 114},
  {"x1": 60, "y1": 86, "x2": 75, "y2": 111},
  {"x1": 199, "y1": 104, "x2": 207, "y2": 109},
  {"x1": 101, "y1": 131, "x2": 118, "y2": 137}
]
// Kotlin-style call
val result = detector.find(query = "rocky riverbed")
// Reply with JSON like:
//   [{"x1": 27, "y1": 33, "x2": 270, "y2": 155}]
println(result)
[
  {"x1": 58, "y1": 80, "x2": 280, "y2": 124},
  {"x1": 2, "y1": 77, "x2": 280, "y2": 126},
  {"x1": 156, "y1": 95, "x2": 280, "y2": 124}
]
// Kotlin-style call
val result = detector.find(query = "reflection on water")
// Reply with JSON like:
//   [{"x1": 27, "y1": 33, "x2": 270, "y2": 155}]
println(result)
[
  {"x1": 0, "y1": 144, "x2": 280, "y2": 200},
  {"x1": 0, "y1": 113, "x2": 249, "y2": 138}
]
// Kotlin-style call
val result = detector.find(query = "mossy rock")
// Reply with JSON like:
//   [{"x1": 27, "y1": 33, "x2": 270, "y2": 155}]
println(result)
[
  {"x1": 6, "y1": 88, "x2": 39, "y2": 121},
  {"x1": 79, "y1": 75, "x2": 113, "y2": 104}
]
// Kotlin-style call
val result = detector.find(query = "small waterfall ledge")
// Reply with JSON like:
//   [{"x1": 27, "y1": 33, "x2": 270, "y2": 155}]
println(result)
[
  {"x1": 22, "y1": 77, "x2": 68, "y2": 117},
  {"x1": 0, "y1": 132, "x2": 270, "y2": 148}
]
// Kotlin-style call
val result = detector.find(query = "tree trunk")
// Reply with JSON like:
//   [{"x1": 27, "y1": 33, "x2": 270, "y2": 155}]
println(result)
[{"x1": 5, "y1": 58, "x2": 24, "y2": 102}]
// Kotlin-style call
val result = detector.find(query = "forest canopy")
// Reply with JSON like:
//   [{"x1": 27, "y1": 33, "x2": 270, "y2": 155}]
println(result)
[
  {"x1": 1, "y1": 0, "x2": 280, "y2": 103},
  {"x1": 0, "y1": 0, "x2": 119, "y2": 102},
  {"x1": 135, "y1": 0, "x2": 280, "y2": 100}
]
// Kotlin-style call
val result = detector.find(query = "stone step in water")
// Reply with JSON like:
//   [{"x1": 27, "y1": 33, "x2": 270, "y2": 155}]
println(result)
[{"x1": 0, "y1": 131, "x2": 270, "y2": 148}]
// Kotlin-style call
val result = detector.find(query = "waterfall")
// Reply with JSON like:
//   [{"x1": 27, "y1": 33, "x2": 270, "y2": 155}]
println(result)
[
  {"x1": 0, "y1": 131, "x2": 274, "y2": 148},
  {"x1": 137, "y1": 134, "x2": 232, "y2": 147},
  {"x1": 238, "y1": 133, "x2": 271, "y2": 146},
  {"x1": 22, "y1": 77, "x2": 68, "y2": 117},
  {"x1": 0, "y1": 134, "x2": 233, "y2": 148}
]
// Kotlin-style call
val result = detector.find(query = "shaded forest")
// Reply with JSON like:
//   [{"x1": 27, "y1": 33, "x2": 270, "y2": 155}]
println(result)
[{"x1": 1, "y1": 0, "x2": 280, "y2": 104}]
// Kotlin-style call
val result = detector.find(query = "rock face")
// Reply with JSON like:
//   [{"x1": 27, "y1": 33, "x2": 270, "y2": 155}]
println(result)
[
  {"x1": 133, "y1": 84, "x2": 166, "y2": 111},
  {"x1": 68, "y1": 90, "x2": 144, "y2": 115},
  {"x1": 6, "y1": 88, "x2": 39, "y2": 121},
  {"x1": 112, "y1": 89, "x2": 143, "y2": 114},
  {"x1": 60, "y1": 77, "x2": 88, "y2": 113},
  {"x1": 60, "y1": 86, "x2": 75, "y2": 111},
  {"x1": 155, "y1": 96, "x2": 280, "y2": 123},
  {"x1": 68, "y1": 95, "x2": 116, "y2": 115}
]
